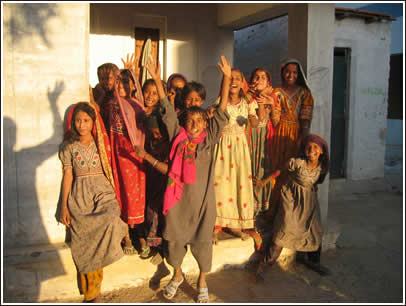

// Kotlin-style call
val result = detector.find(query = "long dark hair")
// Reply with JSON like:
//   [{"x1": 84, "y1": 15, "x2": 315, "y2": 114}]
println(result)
[
  {"x1": 64, "y1": 102, "x2": 96, "y2": 144},
  {"x1": 298, "y1": 134, "x2": 330, "y2": 184},
  {"x1": 248, "y1": 67, "x2": 272, "y2": 86}
]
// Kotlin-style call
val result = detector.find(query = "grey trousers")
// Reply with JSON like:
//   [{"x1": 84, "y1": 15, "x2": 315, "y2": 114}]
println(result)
[{"x1": 167, "y1": 240, "x2": 213, "y2": 273}]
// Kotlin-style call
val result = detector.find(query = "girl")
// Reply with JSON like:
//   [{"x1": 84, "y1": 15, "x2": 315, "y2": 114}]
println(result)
[
  {"x1": 143, "y1": 78, "x2": 160, "y2": 116},
  {"x1": 256, "y1": 133, "x2": 330, "y2": 278},
  {"x1": 246, "y1": 67, "x2": 279, "y2": 216},
  {"x1": 212, "y1": 68, "x2": 262, "y2": 242},
  {"x1": 167, "y1": 73, "x2": 187, "y2": 108},
  {"x1": 103, "y1": 68, "x2": 147, "y2": 256},
  {"x1": 270, "y1": 58, "x2": 314, "y2": 173},
  {"x1": 145, "y1": 55, "x2": 231, "y2": 303},
  {"x1": 59, "y1": 102, "x2": 128, "y2": 303},
  {"x1": 137, "y1": 112, "x2": 170, "y2": 258}
]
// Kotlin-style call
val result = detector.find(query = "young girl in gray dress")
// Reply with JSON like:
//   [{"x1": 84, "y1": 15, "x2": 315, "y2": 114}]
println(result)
[
  {"x1": 59, "y1": 102, "x2": 128, "y2": 302},
  {"x1": 144, "y1": 56, "x2": 231, "y2": 303},
  {"x1": 255, "y1": 133, "x2": 330, "y2": 278}
]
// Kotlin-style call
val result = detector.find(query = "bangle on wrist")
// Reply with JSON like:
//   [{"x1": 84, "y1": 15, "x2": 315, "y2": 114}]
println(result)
[{"x1": 152, "y1": 159, "x2": 159, "y2": 168}]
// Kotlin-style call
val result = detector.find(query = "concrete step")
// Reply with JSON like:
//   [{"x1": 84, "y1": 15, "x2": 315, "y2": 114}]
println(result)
[
  {"x1": 4, "y1": 229, "x2": 341, "y2": 303},
  {"x1": 4, "y1": 235, "x2": 257, "y2": 302}
]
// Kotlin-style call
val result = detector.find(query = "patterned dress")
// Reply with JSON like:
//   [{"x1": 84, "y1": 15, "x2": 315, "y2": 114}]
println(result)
[
  {"x1": 213, "y1": 97, "x2": 257, "y2": 229},
  {"x1": 59, "y1": 140, "x2": 127, "y2": 273},
  {"x1": 105, "y1": 99, "x2": 146, "y2": 225},
  {"x1": 271, "y1": 158, "x2": 323, "y2": 252},
  {"x1": 271, "y1": 87, "x2": 313, "y2": 172},
  {"x1": 248, "y1": 116, "x2": 272, "y2": 216}
]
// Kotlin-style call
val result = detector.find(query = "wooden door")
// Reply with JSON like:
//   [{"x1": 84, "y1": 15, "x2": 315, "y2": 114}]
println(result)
[{"x1": 134, "y1": 27, "x2": 160, "y2": 85}]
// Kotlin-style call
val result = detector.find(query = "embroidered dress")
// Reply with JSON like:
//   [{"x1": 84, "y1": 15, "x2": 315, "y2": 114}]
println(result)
[
  {"x1": 59, "y1": 140, "x2": 127, "y2": 274},
  {"x1": 271, "y1": 158, "x2": 322, "y2": 252},
  {"x1": 213, "y1": 97, "x2": 257, "y2": 229},
  {"x1": 271, "y1": 87, "x2": 313, "y2": 172},
  {"x1": 105, "y1": 98, "x2": 146, "y2": 225}
]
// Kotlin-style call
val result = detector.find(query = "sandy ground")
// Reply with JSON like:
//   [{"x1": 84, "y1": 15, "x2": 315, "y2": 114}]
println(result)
[{"x1": 48, "y1": 173, "x2": 404, "y2": 304}]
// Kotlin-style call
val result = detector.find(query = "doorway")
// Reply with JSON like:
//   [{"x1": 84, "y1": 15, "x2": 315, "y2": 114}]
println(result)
[
  {"x1": 134, "y1": 27, "x2": 160, "y2": 85},
  {"x1": 330, "y1": 47, "x2": 350, "y2": 179}
]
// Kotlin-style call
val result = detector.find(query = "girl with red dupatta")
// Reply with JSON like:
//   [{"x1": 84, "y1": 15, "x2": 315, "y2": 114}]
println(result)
[
  {"x1": 103, "y1": 68, "x2": 148, "y2": 255},
  {"x1": 59, "y1": 100, "x2": 127, "y2": 302}
]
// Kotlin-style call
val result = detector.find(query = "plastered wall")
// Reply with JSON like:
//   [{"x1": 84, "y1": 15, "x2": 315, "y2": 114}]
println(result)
[
  {"x1": 335, "y1": 17, "x2": 392, "y2": 180},
  {"x1": 89, "y1": 4, "x2": 234, "y2": 107},
  {"x1": 3, "y1": 3, "x2": 90, "y2": 247}
]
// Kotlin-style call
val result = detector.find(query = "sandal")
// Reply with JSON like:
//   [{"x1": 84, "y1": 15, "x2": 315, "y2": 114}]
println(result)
[
  {"x1": 197, "y1": 287, "x2": 209, "y2": 303},
  {"x1": 140, "y1": 246, "x2": 151, "y2": 259},
  {"x1": 163, "y1": 273, "x2": 185, "y2": 299},
  {"x1": 123, "y1": 245, "x2": 137, "y2": 255}
]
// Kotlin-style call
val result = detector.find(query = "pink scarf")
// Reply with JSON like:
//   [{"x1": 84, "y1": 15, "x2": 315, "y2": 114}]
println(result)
[{"x1": 163, "y1": 127, "x2": 206, "y2": 215}]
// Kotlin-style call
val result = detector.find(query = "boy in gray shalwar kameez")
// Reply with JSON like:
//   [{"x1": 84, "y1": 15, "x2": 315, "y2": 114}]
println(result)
[{"x1": 146, "y1": 55, "x2": 232, "y2": 303}]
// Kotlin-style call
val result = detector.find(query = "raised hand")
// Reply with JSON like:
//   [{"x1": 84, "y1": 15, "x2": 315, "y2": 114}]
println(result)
[
  {"x1": 121, "y1": 53, "x2": 137, "y2": 71},
  {"x1": 145, "y1": 57, "x2": 161, "y2": 81},
  {"x1": 218, "y1": 55, "x2": 231, "y2": 79},
  {"x1": 256, "y1": 94, "x2": 274, "y2": 107},
  {"x1": 206, "y1": 106, "x2": 215, "y2": 119}
]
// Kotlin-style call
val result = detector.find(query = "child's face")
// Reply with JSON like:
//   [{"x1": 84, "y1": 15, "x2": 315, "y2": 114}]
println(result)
[
  {"x1": 282, "y1": 64, "x2": 298, "y2": 86},
  {"x1": 185, "y1": 91, "x2": 204, "y2": 108},
  {"x1": 74, "y1": 111, "x2": 94, "y2": 137},
  {"x1": 98, "y1": 69, "x2": 116, "y2": 92},
  {"x1": 185, "y1": 112, "x2": 207, "y2": 138},
  {"x1": 168, "y1": 78, "x2": 186, "y2": 104},
  {"x1": 305, "y1": 141, "x2": 323, "y2": 162},
  {"x1": 230, "y1": 70, "x2": 243, "y2": 94},
  {"x1": 148, "y1": 127, "x2": 164, "y2": 141},
  {"x1": 120, "y1": 75, "x2": 135, "y2": 98},
  {"x1": 143, "y1": 84, "x2": 159, "y2": 108},
  {"x1": 252, "y1": 70, "x2": 269, "y2": 92}
]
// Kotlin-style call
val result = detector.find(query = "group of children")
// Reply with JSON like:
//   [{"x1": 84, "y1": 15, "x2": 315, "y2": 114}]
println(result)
[{"x1": 58, "y1": 53, "x2": 330, "y2": 303}]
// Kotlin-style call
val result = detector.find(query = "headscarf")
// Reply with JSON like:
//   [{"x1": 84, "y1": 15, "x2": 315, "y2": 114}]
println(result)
[
  {"x1": 162, "y1": 127, "x2": 206, "y2": 215},
  {"x1": 64, "y1": 100, "x2": 116, "y2": 189},
  {"x1": 114, "y1": 69, "x2": 146, "y2": 148},
  {"x1": 280, "y1": 58, "x2": 311, "y2": 92},
  {"x1": 299, "y1": 133, "x2": 330, "y2": 184}
]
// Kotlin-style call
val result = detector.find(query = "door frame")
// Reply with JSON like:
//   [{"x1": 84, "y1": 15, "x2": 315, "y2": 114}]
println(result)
[{"x1": 332, "y1": 47, "x2": 351, "y2": 178}]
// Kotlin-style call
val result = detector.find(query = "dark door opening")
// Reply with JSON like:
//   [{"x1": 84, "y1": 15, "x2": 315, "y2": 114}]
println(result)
[
  {"x1": 330, "y1": 47, "x2": 350, "y2": 179},
  {"x1": 134, "y1": 27, "x2": 160, "y2": 85}
]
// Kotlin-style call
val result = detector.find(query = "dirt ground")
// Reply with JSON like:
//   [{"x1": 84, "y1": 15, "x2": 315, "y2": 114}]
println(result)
[{"x1": 50, "y1": 174, "x2": 404, "y2": 304}]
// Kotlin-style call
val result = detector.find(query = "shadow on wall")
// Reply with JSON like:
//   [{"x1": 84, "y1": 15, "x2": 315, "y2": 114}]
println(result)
[
  {"x1": 4, "y1": 3, "x2": 58, "y2": 48},
  {"x1": 3, "y1": 80, "x2": 70, "y2": 302}
]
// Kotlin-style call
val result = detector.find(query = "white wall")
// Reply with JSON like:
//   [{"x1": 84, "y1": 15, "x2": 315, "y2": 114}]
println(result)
[
  {"x1": 89, "y1": 4, "x2": 234, "y2": 108},
  {"x1": 335, "y1": 17, "x2": 392, "y2": 180},
  {"x1": 3, "y1": 3, "x2": 90, "y2": 247}
]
